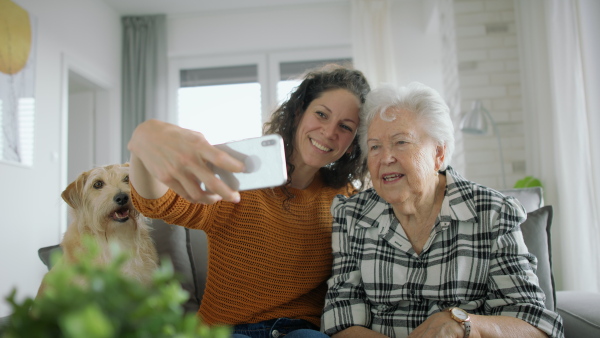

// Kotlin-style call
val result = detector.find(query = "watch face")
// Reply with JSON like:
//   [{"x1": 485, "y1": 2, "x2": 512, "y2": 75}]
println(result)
[{"x1": 451, "y1": 308, "x2": 469, "y2": 321}]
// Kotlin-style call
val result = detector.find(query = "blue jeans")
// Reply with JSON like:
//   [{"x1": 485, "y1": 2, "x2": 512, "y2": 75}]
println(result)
[{"x1": 231, "y1": 318, "x2": 328, "y2": 338}]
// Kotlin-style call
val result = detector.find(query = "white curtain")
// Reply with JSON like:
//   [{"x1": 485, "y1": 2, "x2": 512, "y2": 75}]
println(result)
[
  {"x1": 351, "y1": 0, "x2": 397, "y2": 87},
  {"x1": 516, "y1": 0, "x2": 600, "y2": 292}
]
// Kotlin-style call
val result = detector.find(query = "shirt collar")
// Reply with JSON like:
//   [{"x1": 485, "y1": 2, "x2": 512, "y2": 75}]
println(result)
[
  {"x1": 355, "y1": 166, "x2": 479, "y2": 230},
  {"x1": 355, "y1": 192, "x2": 394, "y2": 230},
  {"x1": 440, "y1": 166, "x2": 479, "y2": 223}
]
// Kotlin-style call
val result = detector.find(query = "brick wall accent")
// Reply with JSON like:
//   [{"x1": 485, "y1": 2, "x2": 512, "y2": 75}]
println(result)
[{"x1": 453, "y1": 0, "x2": 525, "y2": 189}]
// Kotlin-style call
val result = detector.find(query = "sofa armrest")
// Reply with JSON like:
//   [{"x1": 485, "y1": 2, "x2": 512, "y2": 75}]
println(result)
[{"x1": 556, "y1": 290, "x2": 600, "y2": 337}]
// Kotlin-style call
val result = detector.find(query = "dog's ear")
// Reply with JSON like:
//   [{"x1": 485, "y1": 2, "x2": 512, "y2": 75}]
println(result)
[
  {"x1": 122, "y1": 162, "x2": 130, "y2": 167},
  {"x1": 61, "y1": 171, "x2": 90, "y2": 209}
]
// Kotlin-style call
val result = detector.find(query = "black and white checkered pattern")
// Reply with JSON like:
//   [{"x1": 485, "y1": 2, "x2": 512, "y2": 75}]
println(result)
[{"x1": 322, "y1": 167, "x2": 564, "y2": 338}]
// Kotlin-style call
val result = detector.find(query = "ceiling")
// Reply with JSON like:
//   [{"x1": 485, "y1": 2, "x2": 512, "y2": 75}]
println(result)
[{"x1": 100, "y1": 0, "x2": 346, "y2": 16}]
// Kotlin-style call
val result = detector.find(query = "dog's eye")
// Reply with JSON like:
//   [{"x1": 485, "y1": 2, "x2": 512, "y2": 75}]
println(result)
[
  {"x1": 123, "y1": 175, "x2": 129, "y2": 183},
  {"x1": 93, "y1": 181, "x2": 104, "y2": 189}
]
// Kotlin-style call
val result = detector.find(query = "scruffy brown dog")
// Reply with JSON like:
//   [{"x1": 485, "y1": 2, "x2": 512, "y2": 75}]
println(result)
[{"x1": 37, "y1": 163, "x2": 158, "y2": 297}]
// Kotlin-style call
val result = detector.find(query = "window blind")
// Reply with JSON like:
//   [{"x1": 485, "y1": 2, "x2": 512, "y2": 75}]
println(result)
[{"x1": 180, "y1": 64, "x2": 258, "y2": 87}]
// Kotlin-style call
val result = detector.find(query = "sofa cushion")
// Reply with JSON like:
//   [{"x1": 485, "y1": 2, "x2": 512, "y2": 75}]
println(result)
[
  {"x1": 520, "y1": 205, "x2": 555, "y2": 311},
  {"x1": 148, "y1": 219, "x2": 200, "y2": 314},
  {"x1": 187, "y1": 228, "x2": 208, "y2": 305},
  {"x1": 499, "y1": 187, "x2": 543, "y2": 212}
]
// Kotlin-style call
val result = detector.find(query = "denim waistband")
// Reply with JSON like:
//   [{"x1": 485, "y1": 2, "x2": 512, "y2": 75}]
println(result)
[{"x1": 232, "y1": 318, "x2": 321, "y2": 338}]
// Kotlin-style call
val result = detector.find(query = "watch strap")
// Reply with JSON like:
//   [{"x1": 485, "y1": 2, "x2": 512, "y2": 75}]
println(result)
[{"x1": 462, "y1": 320, "x2": 471, "y2": 338}]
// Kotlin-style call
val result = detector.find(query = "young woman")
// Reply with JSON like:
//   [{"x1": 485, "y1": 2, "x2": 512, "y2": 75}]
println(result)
[{"x1": 128, "y1": 65, "x2": 370, "y2": 338}]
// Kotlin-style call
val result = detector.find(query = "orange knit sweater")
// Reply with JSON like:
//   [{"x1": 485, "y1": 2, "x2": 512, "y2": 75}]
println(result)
[{"x1": 131, "y1": 175, "x2": 352, "y2": 328}]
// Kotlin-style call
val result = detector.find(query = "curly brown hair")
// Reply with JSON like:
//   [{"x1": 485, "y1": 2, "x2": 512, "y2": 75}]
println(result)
[{"x1": 263, "y1": 63, "x2": 371, "y2": 192}]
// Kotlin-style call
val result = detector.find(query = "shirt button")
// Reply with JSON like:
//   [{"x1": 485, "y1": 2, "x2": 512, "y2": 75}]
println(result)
[{"x1": 272, "y1": 329, "x2": 280, "y2": 338}]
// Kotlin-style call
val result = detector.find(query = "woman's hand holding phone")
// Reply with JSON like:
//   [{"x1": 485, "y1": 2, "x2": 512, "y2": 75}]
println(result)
[{"x1": 128, "y1": 119, "x2": 244, "y2": 204}]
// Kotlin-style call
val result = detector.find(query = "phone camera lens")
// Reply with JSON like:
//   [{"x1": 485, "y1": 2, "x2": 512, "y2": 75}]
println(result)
[{"x1": 261, "y1": 140, "x2": 275, "y2": 146}]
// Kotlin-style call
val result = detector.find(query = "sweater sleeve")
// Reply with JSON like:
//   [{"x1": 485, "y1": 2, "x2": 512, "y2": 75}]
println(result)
[{"x1": 130, "y1": 183, "x2": 209, "y2": 230}]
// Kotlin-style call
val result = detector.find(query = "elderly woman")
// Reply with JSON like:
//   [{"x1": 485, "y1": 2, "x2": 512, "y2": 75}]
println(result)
[{"x1": 321, "y1": 83, "x2": 564, "y2": 338}]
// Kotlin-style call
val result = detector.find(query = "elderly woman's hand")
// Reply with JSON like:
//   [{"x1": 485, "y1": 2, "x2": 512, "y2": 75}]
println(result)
[
  {"x1": 407, "y1": 311, "x2": 465, "y2": 338},
  {"x1": 128, "y1": 119, "x2": 244, "y2": 204},
  {"x1": 408, "y1": 312, "x2": 551, "y2": 338}
]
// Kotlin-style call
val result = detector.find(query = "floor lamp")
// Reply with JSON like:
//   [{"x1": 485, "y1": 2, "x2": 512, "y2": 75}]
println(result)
[{"x1": 459, "y1": 100, "x2": 507, "y2": 189}]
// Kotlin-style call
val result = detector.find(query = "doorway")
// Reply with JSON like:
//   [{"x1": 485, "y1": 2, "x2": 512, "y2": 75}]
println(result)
[{"x1": 62, "y1": 68, "x2": 110, "y2": 231}]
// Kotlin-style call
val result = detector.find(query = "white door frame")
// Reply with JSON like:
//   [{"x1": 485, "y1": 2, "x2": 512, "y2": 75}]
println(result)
[{"x1": 59, "y1": 53, "x2": 112, "y2": 234}]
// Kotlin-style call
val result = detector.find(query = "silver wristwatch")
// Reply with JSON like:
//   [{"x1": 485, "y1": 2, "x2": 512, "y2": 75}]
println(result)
[{"x1": 447, "y1": 307, "x2": 471, "y2": 338}]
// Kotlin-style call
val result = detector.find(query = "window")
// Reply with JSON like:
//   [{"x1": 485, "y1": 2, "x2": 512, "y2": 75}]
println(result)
[
  {"x1": 0, "y1": 97, "x2": 35, "y2": 166},
  {"x1": 178, "y1": 65, "x2": 262, "y2": 145},
  {"x1": 174, "y1": 53, "x2": 352, "y2": 145}
]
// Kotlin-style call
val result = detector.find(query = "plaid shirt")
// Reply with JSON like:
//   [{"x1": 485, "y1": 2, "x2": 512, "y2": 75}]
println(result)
[{"x1": 322, "y1": 167, "x2": 564, "y2": 338}]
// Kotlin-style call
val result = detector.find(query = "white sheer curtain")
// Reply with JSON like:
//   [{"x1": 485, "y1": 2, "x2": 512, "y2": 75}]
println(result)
[
  {"x1": 351, "y1": 0, "x2": 397, "y2": 87},
  {"x1": 516, "y1": 0, "x2": 600, "y2": 292}
]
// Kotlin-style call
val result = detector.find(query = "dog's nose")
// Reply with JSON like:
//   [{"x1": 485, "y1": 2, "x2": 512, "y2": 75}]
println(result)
[{"x1": 114, "y1": 193, "x2": 129, "y2": 206}]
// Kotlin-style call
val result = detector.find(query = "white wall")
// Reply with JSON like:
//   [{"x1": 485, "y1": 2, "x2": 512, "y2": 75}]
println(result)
[
  {"x1": 169, "y1": 3, "x2": 352, "y2": 58},
  {"x1": 454, "y1": 0, "x2": 524, "y2": 189},
  {"x1": 0, "y1": 0, "x2": 121, "y2": 316},
  {"x1": 167, "y1": 1, "x2": 444, "y2": 110}
]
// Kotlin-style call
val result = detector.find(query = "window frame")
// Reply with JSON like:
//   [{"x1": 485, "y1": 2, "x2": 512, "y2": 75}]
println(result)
[
  {"x1": 168, "y1": 53, "x2": 269, "y2": 126},
  {"x1": 167, "y1": 46, "x2": 352, "y2": 130}
]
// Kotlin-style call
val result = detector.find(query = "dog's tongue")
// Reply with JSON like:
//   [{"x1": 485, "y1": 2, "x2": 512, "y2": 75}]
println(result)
[{"x1": 111, "y1": 208, "x2": 130, "y2": 221}]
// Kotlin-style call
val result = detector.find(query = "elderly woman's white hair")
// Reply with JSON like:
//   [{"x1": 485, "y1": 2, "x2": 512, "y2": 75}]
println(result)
[{"x1": 358, "y1": 82, "x2": 455, "y2": 170}]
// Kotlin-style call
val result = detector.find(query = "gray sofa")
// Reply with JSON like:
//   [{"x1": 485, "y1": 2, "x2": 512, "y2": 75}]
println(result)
[
  {"x1": 3, "y1": 187, "x2": 599, "y2": 337},
  {"x1": 494, "y1": 188, "x2": 600, "y2": 337}
]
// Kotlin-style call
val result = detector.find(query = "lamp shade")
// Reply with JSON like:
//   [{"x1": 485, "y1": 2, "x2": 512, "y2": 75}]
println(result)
[{"x1": 460, "y1": 100, "x2": 488, "y2": 135}]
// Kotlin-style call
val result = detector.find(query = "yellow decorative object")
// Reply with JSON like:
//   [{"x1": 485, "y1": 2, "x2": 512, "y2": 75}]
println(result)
[{"x1": 0, "y1": 0, "x2": 32, "y2": 75}]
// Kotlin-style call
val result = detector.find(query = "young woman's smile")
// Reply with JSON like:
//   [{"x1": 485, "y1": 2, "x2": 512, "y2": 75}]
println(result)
[{"x1": 293, "y1": 88, "x2": 360, "y2": 171}]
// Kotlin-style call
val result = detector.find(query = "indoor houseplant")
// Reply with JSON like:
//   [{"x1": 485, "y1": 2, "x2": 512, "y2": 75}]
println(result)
[{"x1": 2, "y1": 236, "x2": 230, "y2": 338}]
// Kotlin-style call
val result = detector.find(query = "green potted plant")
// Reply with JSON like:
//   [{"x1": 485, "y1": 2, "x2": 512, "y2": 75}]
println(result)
[
  {"x1": 514, "y1": 176, "x2": 543, "y2": 188},
  {"x1": 2, "y1": 236, "x2": 230, "y2": 338}
]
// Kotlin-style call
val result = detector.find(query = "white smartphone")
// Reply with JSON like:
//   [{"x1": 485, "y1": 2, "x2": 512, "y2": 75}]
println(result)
[{"x1": 207, "y1": 134, "x2": 288, "y2": 192}]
